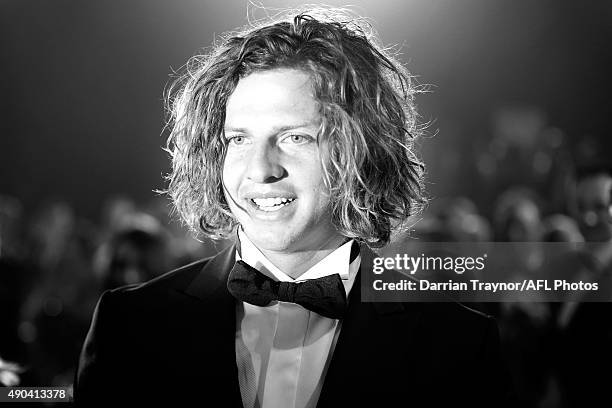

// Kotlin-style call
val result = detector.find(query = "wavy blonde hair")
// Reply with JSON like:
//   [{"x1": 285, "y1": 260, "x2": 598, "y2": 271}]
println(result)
[{"x1": 163, "y1": 8, "x2": 427, "y2": 248}]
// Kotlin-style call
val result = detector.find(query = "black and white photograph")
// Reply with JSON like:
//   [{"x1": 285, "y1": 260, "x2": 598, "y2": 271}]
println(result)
[{"x1": 1, "y1": 1, "x2": 611, "y2": 407}]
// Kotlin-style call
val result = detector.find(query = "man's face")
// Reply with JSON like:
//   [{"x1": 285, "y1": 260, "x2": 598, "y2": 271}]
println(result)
[{"x1": 222, "y1": 68, "x2": 342, "y2": 253}]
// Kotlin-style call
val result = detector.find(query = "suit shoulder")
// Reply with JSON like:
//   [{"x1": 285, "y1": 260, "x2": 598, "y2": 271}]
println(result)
[
  {"x1": 427, "y1": 301, "x2": 493, "y2": 325},
  {"x1": 103, "y1": 255, "x2": 215, "y2": 303},
  {"x1": 419, "y1": 301, "x2": 497, "y2": 344}
]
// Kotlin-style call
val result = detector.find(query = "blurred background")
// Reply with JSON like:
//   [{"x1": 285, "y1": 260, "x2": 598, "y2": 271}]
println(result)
[{"x1": 1, "y1": 1, "x2": 611, "y2": 406}]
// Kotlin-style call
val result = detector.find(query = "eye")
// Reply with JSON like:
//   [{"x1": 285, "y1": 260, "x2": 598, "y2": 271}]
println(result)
[
  {"x1": 227, "y1": 135, "x2": 246, "y2": 145},
  {"x1": 282, "y1": 134, "x2": 312, "y2": 144}
]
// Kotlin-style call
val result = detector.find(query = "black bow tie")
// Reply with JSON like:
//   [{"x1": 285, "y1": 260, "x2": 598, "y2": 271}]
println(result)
[{"x1": 227, "y1": 260, "x2": 348, "y2": 319}]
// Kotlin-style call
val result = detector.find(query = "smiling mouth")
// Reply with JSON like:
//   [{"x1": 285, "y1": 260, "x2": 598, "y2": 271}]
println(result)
[{"x1": 250, "y1": 197, "x2": 296, "y2": 212}]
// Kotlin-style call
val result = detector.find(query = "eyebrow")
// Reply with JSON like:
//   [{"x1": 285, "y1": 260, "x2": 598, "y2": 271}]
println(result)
[{"x1": 223, "y1": 123, "x2": 318, "y2": 134}]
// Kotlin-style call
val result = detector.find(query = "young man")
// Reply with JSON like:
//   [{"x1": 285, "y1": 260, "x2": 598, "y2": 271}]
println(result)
[{"x1": 75, "y1": 9, "x2": 514, "y2": 407}]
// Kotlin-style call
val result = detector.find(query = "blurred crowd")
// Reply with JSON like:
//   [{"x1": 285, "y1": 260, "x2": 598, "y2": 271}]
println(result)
[
  {"x1": 406, "y1": 107, "x2": 612, "y2": 408},
  {"x1": 1, "y1": 106, "x2": 611, "y2": 407},
  {"x1": 0, "y1": 195, "x2": 229, "y2": 393}
]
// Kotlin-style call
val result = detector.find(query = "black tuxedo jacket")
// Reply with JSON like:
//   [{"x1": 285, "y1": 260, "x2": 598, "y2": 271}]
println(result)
[{"x1": 74, "y1": 243, "x2": 516, "y2": 407}]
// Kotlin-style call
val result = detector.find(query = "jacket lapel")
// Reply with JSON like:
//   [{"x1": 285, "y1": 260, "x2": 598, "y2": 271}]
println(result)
[
  {"x1": 180, "y1": 243, "x2": 243, "y2": 406},
  {"x1": 317, "y1": 243, "x2": 423, "y2": 407},
  {"x1": 184, "y1": 242, "x2": 236, "y2": 301}
]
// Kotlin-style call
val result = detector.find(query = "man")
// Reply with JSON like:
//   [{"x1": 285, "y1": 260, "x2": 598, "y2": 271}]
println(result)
[{"x1": 75, "y1": 9, "x2": 514, "y2": 406}]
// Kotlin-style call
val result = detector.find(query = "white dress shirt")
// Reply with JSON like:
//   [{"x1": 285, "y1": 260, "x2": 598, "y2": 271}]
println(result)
[{"x1": 235, "y1": 229, "x2": 360, "y2": 408}]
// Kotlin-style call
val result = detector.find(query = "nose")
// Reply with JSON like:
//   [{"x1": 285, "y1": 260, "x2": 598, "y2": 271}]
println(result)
[{"x1": 245, "y1": 141, "x2": 285, "y2": 183}]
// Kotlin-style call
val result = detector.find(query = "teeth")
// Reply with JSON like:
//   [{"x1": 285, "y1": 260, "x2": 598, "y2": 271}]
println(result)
[{"x1": 252, "y1": 197, "x2": 295, "y2": 210}]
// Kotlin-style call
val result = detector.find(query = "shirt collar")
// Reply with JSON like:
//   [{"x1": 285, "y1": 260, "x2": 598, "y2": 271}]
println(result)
[{"x1": 236, "y1": 228, "x2": 360, "y2": 295}]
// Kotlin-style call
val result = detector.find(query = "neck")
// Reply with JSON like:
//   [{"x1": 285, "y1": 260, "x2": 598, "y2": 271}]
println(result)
[{"x1": 258, "y1": 234, "x2": 348, "y2": 279}]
